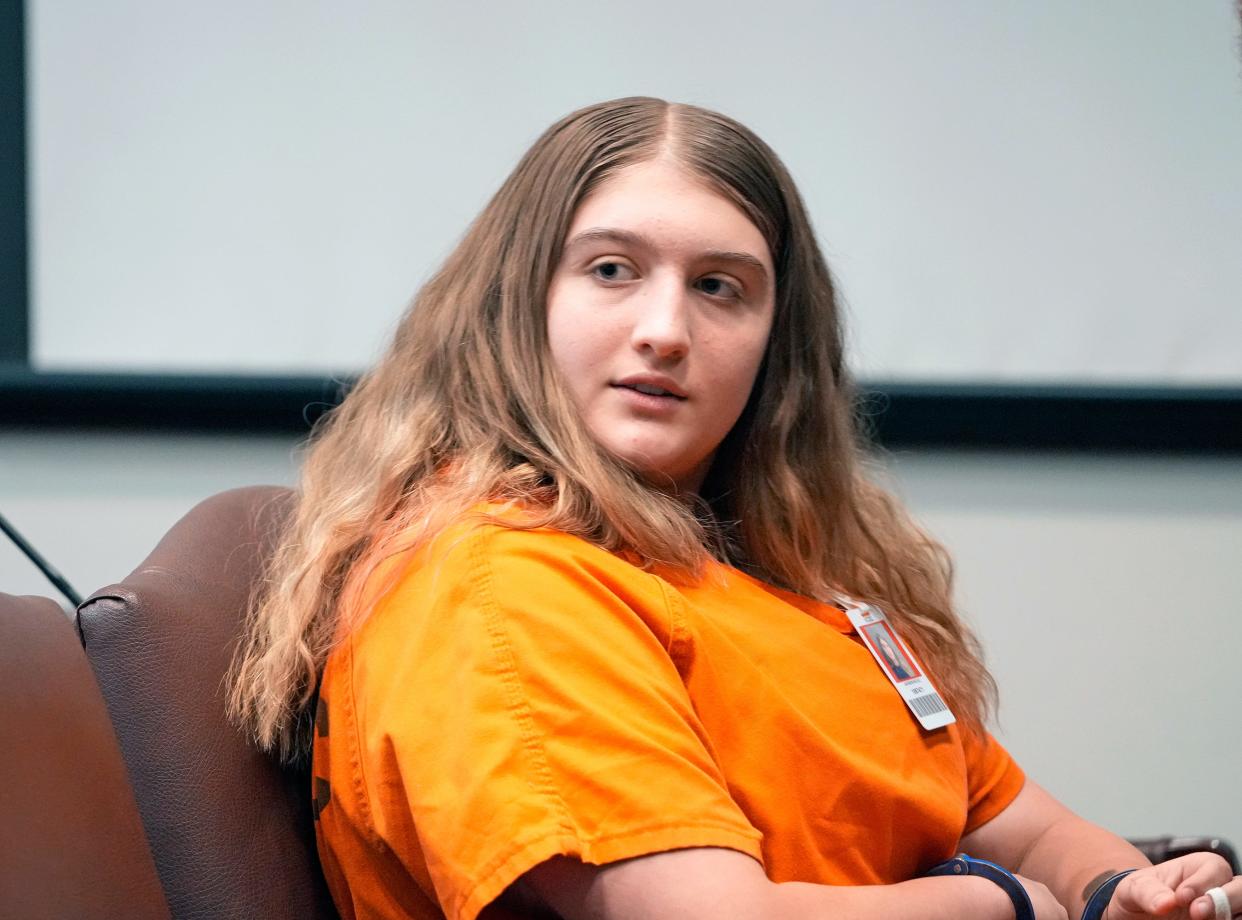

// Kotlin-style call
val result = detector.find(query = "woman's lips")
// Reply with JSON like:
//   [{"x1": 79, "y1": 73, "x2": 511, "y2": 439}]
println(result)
[
  {"x1": 613, "y1": 375, "x2": 688, "y2": 398},
  {"x1": 617, "y1": 382, "x2": 685, "y2": 398},
  {"x1": 611, "y1": 383, "x2": 687, "y2": 412}
]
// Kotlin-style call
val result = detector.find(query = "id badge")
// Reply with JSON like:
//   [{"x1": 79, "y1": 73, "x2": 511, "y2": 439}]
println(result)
[{"x1": 838, "y1": 599, "x2": 956, "y2": 731}]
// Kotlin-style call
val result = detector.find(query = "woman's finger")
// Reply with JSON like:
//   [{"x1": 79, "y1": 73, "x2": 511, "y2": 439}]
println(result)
[
  {"x1": 1116, "y1": 870, "x2": 1179, "y2": 916},
  {"x1": 1160, "y1": 854, "x2": 1233, "y2": 907},
  {"x1": 1177, "y1": 856, "x2": 1234, "y2": 896},
  {"x1": 1190, "y1": 876, "x2": 1241, "y2": 920}
]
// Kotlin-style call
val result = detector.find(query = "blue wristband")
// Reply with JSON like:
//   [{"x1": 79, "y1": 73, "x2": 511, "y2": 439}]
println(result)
[
  {"x1": 1080, "y1": 870, "x2": 1136, "y2": 920},
  {"x1": 925, "y1": 854, "x2": 1035, "y2": 920}
]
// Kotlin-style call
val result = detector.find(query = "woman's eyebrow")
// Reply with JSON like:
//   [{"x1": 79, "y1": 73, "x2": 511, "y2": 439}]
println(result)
[
  {"x1": 703, "y1": 249, "x2": 769, "y2": 282},
  {"x1": 563, "y1": 227, "x2": 769, "y2": 281},
  {"x1": 564, "y1": 227, "x2": 646, "y2": 250}
]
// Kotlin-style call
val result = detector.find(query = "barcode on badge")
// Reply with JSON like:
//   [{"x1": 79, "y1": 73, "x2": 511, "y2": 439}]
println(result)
[{"x1": 909, "y1": 693, "x2": 948, "y2": 718}]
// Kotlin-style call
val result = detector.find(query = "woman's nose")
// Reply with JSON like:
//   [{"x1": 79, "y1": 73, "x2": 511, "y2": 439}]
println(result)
[{"x1": 630, "y1": 278, "x2": 691, "y2": 360}]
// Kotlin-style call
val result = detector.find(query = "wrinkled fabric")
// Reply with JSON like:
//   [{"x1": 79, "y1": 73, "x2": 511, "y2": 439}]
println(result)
[{"x1": 313, "y1": 517, "x2": 1024, "y2": 920}]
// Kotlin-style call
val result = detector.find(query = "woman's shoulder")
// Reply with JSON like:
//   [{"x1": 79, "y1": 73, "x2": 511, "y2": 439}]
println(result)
[
  {"x1": 355, "y1": 502, "x2": 676, "y2": 631},
  {"x1": 421, "y1": 501, "x2": 630, "y2": 574},
  {"x1": 332, "y1": 503, "x2": 687, "y2": 687}
]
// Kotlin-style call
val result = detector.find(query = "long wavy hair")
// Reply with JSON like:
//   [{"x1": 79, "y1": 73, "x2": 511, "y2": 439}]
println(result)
[{"x1": 227, "y1": 97, "x2": 996, "y2": 761}]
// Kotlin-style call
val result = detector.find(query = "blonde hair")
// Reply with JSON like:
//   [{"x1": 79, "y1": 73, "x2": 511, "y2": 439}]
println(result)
[{"x1": 227, "y1": 97, "x2": 996, "y2": 761}]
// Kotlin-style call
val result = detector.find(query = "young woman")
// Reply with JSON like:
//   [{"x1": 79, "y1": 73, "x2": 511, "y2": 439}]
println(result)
[{"x1": 228, "y1": 98, "x2": 1239, "y2": 920}]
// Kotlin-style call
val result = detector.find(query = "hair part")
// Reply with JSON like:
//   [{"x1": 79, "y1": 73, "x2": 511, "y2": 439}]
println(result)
[{"x1": 227, "y1": 97, "x2": 996, "y2": 762}]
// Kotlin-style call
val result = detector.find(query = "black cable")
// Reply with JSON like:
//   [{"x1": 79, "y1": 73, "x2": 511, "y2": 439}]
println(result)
[{"x1": 0, "y1": 510, "x2": 82, "y2": 607}]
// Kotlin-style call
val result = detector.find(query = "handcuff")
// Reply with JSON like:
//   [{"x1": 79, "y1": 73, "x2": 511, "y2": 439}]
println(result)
[
  {"x1": 1080, "y1": 870, "x2": 1136, "y2": 920},
  {"x1": 925, "y1": 855, "x2": 1135, "y2": 920},
  {"x1": 925, "y1": 854, "x2": 1034, "y2": 920}
]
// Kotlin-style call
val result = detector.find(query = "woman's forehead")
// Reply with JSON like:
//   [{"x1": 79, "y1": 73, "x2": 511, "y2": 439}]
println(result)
[{"x1": 565, "y1": 160, "x2": 773, "y2": 270}]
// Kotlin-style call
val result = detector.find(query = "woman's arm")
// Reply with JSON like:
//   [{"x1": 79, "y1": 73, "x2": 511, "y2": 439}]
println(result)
[
  {"x1": 510, "y1": 779, "x2": 1236, "y2": 920},
  {"x1": 961, "y1": 780, "x2": 1236, "y2": 920},
  {"x1": 961, "y1": 780, "x2": 1151, "y2": 916},
  {"x1": 510, "y1": 846, "x2": 1065, "y2": 920}
]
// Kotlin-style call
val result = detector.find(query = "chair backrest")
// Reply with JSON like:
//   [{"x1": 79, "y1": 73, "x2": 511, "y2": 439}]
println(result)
[
  {"x1": 0, "y1": 591, "x2": 170, "y2": 920},
  {"x1": 77, "y1": 486, "x2": 338, "y2": 920},
  {"x1": 1130, "y1": 836, "x2": 1241, "y2": 875}
]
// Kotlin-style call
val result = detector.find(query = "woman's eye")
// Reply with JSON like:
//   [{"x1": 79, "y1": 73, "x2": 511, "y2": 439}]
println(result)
[
  {"x1": 697, "y1": 276, "x2": 741, "y2": 299},
  {"x1": 591, "y1": 261, "x2": 634, "y2": 282}
]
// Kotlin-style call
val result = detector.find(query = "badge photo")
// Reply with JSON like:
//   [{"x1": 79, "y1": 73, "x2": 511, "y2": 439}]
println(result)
[{"x1": 861, "y1": 621, "x2": 921, "y2": 683}]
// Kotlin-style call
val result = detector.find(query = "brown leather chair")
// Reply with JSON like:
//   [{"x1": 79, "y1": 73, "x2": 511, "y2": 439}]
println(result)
[
  {"x1": 0, "y1": 591, "x2": 169, "y2": 920},
  {"x1": 1130, "y1": 836, "x2": 1240, "y2": 875},
  {"x1": 76, "y1": 486, "x2": 339, "y2": 920}
]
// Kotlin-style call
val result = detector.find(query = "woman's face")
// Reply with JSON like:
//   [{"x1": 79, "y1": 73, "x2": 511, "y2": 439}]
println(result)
[{"x1": 545, "y1": 158, "x2": 776, "y2": 493}]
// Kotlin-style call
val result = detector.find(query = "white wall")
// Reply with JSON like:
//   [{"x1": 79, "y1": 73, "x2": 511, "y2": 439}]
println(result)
[
  {"x1": 885, "y1": 450, "x2": 1242, "y2": 845},
  {"x1": 27, "y1": 0, "x2": 1242, "y2": 383},
  {"x1": 0, "y1": 430, "x2": 301, "y2": 597},
  {"x1": 3, "y1": 432, "x2": 1239, "y2": 845}
]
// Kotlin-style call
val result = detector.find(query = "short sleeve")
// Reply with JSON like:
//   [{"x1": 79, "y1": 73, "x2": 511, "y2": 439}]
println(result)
[
  {"x1": 346, "y1": 523, "x2": 763, "y2": 920},
  {"x1": 960, "y1": 726, "x2": 1026, "y2": 834}
]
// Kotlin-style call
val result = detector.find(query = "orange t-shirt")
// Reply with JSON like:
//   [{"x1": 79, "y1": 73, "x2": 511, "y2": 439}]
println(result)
[{"x1": 312, "y1": 516, "x2": 1025, "y2": 920}]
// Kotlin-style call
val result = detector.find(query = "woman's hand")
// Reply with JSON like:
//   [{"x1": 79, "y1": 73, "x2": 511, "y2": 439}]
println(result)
[
  {"x1": 1014, "y1": 872, "x2": 1070, "y2": 920},
  {"x1": 1103, "y1": 854, "x2": 1237, "y2": 920}
]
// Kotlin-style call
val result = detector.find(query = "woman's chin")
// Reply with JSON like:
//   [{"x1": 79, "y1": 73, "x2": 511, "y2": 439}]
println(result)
[{"x1": 616, "y1": 453, "x2": 710, "y2": 497}]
